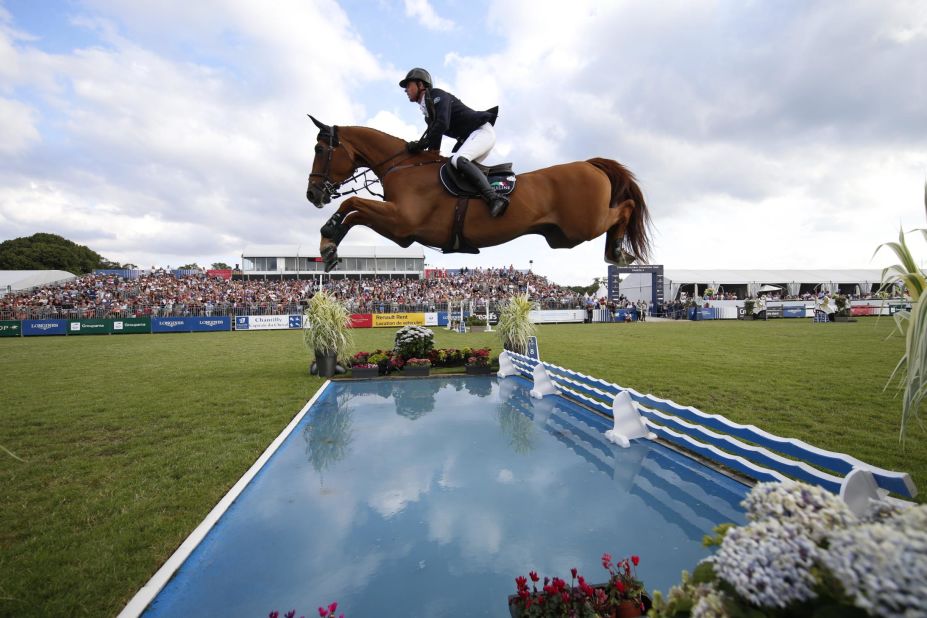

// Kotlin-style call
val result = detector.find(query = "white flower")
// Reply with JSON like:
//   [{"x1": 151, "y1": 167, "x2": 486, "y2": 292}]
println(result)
[
  {"x1": 820, "y1": 521, "x2": 927, "y2": 617},
  {"x1": 713, "y1": 519, "x2": 818, "y2": 608},
  {"x1": 742, "y1": 481, "x2": 855, "y2": 542},
  {"x1": 691, "y1": 586, "x2": 730, "y2": 618}
]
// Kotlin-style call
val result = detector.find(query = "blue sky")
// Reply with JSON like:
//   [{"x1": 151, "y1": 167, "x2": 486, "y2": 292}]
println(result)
[{"x1": 1, "y1": 1, "x2": 925, "y2": 284}]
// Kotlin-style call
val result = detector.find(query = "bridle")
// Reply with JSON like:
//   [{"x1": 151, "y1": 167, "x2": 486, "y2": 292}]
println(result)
[{"x1": 307, "y1": 126, "x2": 439, "y2": 202}]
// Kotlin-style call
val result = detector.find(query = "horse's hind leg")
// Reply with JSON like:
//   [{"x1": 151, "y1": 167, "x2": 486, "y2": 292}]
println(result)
[{"x1": 603, "y1": 199, "x2": 636, "y2": 265}]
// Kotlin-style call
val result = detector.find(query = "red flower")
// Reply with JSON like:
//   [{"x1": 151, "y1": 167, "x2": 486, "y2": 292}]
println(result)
[
  {"x1": 601, "y1": 553, "x2": 613, "y2": 569},
  {"x1": 328, "y1": 602, "x2": 338, "y2": 615},
  {"x1": 616, "y1": 581, "x2": 625, "y2": 594},
  {"x1": 529, "y1": 570, "x2": 539, "y2": 583},
  {"x1": 571, "y1": 567, "x2": 578, "y2": 579},
  {"x1": 318, "y1": 608, "x2": 328, "y2": 618},
  {"x1": 631, "y1": 555, "x2": 640, "y2": 566},
  {"x1": 516, "y1": 575, "x2": 528, "y2": 590}
]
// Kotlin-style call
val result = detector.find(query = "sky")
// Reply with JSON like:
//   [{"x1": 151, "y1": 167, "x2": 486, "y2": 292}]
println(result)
[{"x1": 0, "y1": 0, "x2": 925, "y2": 285}]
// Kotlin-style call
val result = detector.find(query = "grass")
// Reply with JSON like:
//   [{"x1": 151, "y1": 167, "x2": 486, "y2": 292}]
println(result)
[{"x1": 1, "y1": 318, "x2": 924, "y2": 616}]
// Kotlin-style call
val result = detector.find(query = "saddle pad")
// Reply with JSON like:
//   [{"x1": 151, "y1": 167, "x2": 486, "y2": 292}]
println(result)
[{"x1": 439, "y1": 163, "x2": 517, "y2": 198}]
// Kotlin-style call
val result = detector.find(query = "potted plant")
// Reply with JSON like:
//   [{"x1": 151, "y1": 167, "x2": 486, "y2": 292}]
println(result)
[
  {"x1": 466, "y1": 348, "x2": 493, "y2": 374},
  {"x1": 393, "y1": 325, "x2": 434, "y2": 359},
  {"x1": 303, "y1": 291, "x2": 353, "y2": 377},
  {"x1": 834, "y1": 294, "x2": 855, "y2": 322},
  {"x1": 367, "y1": 352, "x2": 390, "y2": 375},
  {"x1": 466, "y1": 314, "x2": 488, "y2": 332},
  {"x1": 350, "y1": 362, "x2": 379, "y2": 379},
  {"x1": 404, "y1": 357, "x2": 431, "y2": 376},
  {"x1": 601, "y1": 553, "x2": 648, "y2": 617},
  {"x1": 743, "y1": 298, "x2": 755, "y2": 319},
  {"x1": 498, "y1": 293, "x2": 536, "y2": 355}
]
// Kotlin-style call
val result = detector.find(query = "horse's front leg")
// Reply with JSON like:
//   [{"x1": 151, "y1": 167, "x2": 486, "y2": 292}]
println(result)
[{"x1": 319, "y1": 197, "x2": 405, "y2": 272}]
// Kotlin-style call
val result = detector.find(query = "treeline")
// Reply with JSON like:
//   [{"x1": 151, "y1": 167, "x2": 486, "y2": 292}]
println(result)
[{"x1": 0, "y1": 233, "x2": 123, "y2": 275}]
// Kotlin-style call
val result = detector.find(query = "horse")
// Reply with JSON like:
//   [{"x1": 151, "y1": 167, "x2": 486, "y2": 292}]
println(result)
[{"x1": 305, "y1": 116, "x2": 651, "y2": 273}]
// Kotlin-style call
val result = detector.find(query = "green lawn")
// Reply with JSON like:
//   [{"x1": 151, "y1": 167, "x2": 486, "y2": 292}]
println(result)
[{"x1": 0, "y1": 319, "x2": 923, "y2": 616}]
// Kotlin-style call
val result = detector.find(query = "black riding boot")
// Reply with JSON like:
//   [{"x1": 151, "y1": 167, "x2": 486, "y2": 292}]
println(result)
[{"x1": 455, "y1": 157, "x2": 509, "y2": 217}]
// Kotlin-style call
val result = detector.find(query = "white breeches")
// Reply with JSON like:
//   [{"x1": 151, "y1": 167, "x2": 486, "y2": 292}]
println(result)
[{"x1": 450, "y1": 123, "x2": 496, "y2": 168}]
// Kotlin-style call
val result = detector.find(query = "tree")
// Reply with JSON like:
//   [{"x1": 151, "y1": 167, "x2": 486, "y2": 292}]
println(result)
[
  {"x1": 0, "y1": 233, "x2": 110, "y2": 275},
  {"x1": 210, "y1": 262, "x2": 231, "y2": 270},
  {"x1": 177, "y1": 263, "x2": 203, "y2": 271}
]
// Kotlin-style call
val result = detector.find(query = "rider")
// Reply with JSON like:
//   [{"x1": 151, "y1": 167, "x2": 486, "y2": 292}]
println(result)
[{"x1": 400, "y1": 67, "x2": 508, "y2": 217}]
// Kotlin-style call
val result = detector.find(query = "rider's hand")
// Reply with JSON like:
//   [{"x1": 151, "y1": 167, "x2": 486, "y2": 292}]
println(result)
[{"x1": 406, "y1": 139, "x2": 424, "y2": 154}]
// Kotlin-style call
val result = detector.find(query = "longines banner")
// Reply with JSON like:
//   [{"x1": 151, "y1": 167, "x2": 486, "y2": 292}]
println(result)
[
  {"x1": 151, "y1": 316, "x2": 231, "y2": 333},
  {"x1": 0, "y1": 320, "x2": 22, "y2": 337},
  {"x1": 371, "y1": 312, "x2": 425, "y2": 328},
  {"x1": 22, "y1": 319, "x2": 69, "y2": 336},
  {"x1": 235, "y1": 315, "x2": 302, "y2": 330}
]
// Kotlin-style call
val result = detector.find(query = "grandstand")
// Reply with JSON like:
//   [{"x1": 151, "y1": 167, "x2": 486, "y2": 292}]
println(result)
[{"x1": 240, "y1": 244, "x2": 425, "y2": 280}]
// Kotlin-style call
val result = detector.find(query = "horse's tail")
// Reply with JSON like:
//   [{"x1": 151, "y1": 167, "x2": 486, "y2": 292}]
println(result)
[{"x1": 586, "y1": 157, "x2": 652, "y2": 263}]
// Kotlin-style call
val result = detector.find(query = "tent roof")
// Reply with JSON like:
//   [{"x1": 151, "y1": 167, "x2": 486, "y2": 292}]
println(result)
[
  {"x1": 0, "y1": 270, "x2": 77, "y2": 294},
  {"x1": 662, "y1": 269, "x2": 884, "y2": 285}
]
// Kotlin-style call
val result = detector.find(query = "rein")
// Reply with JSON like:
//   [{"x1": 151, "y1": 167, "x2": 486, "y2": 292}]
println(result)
[{"x1": 309, "y1": 127, "x2": 440, "y2": 200}]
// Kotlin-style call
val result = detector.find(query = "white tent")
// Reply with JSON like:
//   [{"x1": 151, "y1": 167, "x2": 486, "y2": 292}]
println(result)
[{"x1": 0, "y1": 270, "x2": 77, "y2": 296}]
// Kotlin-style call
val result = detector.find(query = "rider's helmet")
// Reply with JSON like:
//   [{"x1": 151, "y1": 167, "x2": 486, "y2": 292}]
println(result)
[{"x1": 399, "y1": 67, "x2": 433, "y2": 89}]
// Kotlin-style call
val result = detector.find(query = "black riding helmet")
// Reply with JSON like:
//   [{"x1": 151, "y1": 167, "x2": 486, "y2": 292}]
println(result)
[{"x1": 399, "y1": 67, "x2": 432, "y2": 89}]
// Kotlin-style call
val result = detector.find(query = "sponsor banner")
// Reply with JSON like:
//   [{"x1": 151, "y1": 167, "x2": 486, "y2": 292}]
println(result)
[
  {"x1": 207, "y1": 269, "x2": 233, "y2": 280},
  {"x1": 235, "y1": 314, "x2": 302, "y2": 331},
  {"x1": 0, "y1": 320, "x2": 21, "y2": 337},
  {"x1": 371, "y1": 312, "x2": 425, "y2": 328},
  {"x1": 526, "y1": 336, "x2": 540, "y2": 360},
  {"x1": 424, "y1": 312, "x2": 439, "y2": 327},
  {"x1": 783, "y1": 307, "x2": 807, "y2": 318},
  {"x1": 349, "y1": 314, "x2": 373, "y2": 328},
  {"x1": 529, "y1": 309, "x2": 585, "y2": 324},
  {"x1": 151, "y1": 316, "x2": 232, "y2": 333},
  {"x1": 851, "y1": 305, "x2": 875, "y2": 317},
  {"x1": 68, "y1": 319, "x2": 114, "y2": 335},
  {"x1": 113, "y1": 317, "x2": 151, "y2": 334},
  {"x1": 23, "y1": 319, "x2": 69, "y2": 336}
]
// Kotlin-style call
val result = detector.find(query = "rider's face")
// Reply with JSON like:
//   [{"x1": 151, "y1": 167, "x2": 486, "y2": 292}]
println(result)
[{"x1": 405, "y1": 81, "x2": 422, "y2": 102}]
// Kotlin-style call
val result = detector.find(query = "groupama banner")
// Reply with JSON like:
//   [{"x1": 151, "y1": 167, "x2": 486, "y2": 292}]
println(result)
[{"x1": 151, "y1": 316, "x2": 231, "y2": 333}]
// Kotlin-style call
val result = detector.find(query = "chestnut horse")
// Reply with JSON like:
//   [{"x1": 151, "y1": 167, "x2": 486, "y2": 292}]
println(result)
[{"x1": 305, "y1": 117, "x2": 651, "y2": 272}]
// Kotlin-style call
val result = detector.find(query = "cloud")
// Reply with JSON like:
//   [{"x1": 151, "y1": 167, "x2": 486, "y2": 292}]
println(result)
[
  {"x1": 404, "y1": 0, "x2": 454, "y2": 32},
  {"x1": 0, "y1": 97, "x2": 40, "y2": 154}
]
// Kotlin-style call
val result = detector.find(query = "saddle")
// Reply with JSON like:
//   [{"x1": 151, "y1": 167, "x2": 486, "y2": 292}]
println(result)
[
  {"x1": 438, "y1": 162, "x2": 517, "y2": 255},
  {"x1": 439, "y1": 162, "x2": 517, "y2": 198}
]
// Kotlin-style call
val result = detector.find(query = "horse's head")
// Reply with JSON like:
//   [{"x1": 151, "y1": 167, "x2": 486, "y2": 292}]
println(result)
[{"x1": 306, "y1": 115, "x2": 358, "y2": 208}]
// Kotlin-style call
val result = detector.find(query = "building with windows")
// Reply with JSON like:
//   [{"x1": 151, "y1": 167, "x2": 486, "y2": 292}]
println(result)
[{"x1": 239, "y1": 245, "x2": 425, "y2": 280}]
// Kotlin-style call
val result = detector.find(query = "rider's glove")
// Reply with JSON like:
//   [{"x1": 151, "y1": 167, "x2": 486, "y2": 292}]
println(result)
[{"x1": 406, "y1": 139, "x2": 424, "y2": 154}]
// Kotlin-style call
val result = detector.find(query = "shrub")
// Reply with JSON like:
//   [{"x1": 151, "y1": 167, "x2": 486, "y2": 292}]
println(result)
[{"x1": 393, "y1": 325, "x2": 434, "y2": 359}]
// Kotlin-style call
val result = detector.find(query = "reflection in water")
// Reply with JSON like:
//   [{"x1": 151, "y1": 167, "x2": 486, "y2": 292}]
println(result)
[
  {"x1": 393, "y1": 378, "x2": 442, "y2": 420},
  {"x1": 302, "y1": 396, "x2": 354, "y2": 480},
  {"x1": 463, "y1": 376, "x2": 493, "y2": 398},
  {"x1": 511, "y1": 387, "x2": 747, "y2": 537},
  {"x1": 496, "y1": 404, "x2": 535, "y2": 454}
]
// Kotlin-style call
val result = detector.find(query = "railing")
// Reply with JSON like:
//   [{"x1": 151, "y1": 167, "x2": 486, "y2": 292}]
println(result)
[
  {"x1": 0, "y1": 299, "x2": 588, "y2": 321},
  {"x1": 499, "y1": 350, "x2": 917, "y2": 500}
]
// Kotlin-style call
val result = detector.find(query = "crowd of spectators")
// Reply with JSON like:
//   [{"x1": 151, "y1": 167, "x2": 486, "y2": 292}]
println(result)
[{"x1": 0, "y1": 267, "x2": 585, "y2": 319}]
